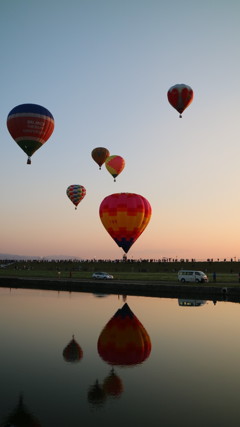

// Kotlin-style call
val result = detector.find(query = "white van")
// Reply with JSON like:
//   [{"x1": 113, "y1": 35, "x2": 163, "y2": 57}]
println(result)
[{"x1": 178, "y1": 270, "x2": 208, "y2": 283}]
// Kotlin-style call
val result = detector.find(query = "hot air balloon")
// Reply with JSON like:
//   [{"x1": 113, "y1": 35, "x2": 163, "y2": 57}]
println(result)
[
  {"x1": 167, "y1": 84, "x2": 193, "y2": 117},
  {"x1": 105, "y1": 155, "x2": 125, "y2": 181},
  {"x1": 97, "y1": 303, "x2": 152, "y2": 366},
  {"x1": 7, "y1": 103, "x2": 54, "y2": 164},
  {"x1": 91, "y1": 147, "x2": 110, "y2": 169},
  {"x1": 62, "y1": 335, "x2": 83, "y2": 363},
  {"x1": 66, "y1": 185, "x2": 86, "y2": 210},
  {"x1": 99, "y1": 193, "x2": 152, "y2": 254}
]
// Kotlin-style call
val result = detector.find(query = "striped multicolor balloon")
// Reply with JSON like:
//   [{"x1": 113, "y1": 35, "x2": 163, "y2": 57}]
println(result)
[
  {"x1": 99, "y1": 192, "x2": 152, "y2": 253},
  {"x1": 7, "y1": 103, "x2": 54, "y2": 164},
  {"x1": 66, "y1": 185, "x2": 86, "y2": 209},
  {"x1": 167, "y1": 83, "x2": 193, "y2": 117},
  {"x1": 105, "y1": 155, "x2": 125, "y2": 181}
]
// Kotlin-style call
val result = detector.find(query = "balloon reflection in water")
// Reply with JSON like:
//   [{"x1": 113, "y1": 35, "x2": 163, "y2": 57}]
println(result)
[
  {"x1": 103, "y1": 368, "x2": 124, "y2": 398},
  {"x1": 87, "y1": 380, "x2": 107, "y2": 407},
  {"x1": 97, "y1": 303, "x2": 152, "y2": 366},
  {"x1": 88, "y1": 369, "x2": 123, "y2": 408},
  {"x1": 1, "y1": 394, "x2": 41, "y2": 427},
  {"x1": 62, "y1": 335, "x2": 83, "y2": 363}
]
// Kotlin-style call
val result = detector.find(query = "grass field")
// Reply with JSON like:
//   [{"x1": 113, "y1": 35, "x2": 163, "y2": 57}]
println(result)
[{"x1": 1, "y1": 259, "x2": 240, "y2": 285}]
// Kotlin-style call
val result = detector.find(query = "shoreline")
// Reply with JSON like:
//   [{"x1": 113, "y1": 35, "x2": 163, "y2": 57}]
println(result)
[{"x1": 1, "y1": 276, "x2": 240, "y2": 303}]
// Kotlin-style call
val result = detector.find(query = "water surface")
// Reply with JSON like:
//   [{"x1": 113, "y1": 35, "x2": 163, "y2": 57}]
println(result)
[{"x1": 0, "y1": 288, "x2": 239, "y2": 427}]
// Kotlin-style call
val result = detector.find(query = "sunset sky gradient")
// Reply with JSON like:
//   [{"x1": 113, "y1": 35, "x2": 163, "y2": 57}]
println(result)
[{"x1": 1, "y1": 0, "x2": 240, "y2": 260}]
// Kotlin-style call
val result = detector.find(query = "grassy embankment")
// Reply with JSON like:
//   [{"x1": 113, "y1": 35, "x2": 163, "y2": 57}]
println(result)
[{"x1": 0, "y1": 259, "x2": 240, "y2": 285}]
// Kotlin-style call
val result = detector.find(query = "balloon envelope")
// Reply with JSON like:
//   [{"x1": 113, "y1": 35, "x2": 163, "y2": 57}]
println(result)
[
  {"x1": 7, "y1": 103, "x2": 54, "y2": 163},
  {"x1": 97, "y1": 303, "x2": 152, "y2": 366},
  {"x1": 91, "y1": 147, "x2": 110, "y2": 169},
  {"x1": 167, "y1": 84, "x2": 193, "y2": 117},
  {"x1": 66, "y1": 185, "x2": 86, "y2": 209},
  {"x1": 105, "y1": 155, "x2": 125, "y2": 181},
  {"x1": 99, "y1": 192, "x2": 152, "y2": 253}
]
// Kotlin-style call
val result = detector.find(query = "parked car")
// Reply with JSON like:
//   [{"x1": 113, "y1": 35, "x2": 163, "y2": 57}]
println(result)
[
  {"x1": 92, "y1": 272, "x2": 114, "y2": 280},
  {"x1": 178, "y1": 270, "x2": 208, "y2": 283}
]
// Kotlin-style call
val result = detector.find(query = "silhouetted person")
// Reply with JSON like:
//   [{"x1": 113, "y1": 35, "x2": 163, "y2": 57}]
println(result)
[{"x1": 213, "y1": 272, "x2": 216, "y2": 282}]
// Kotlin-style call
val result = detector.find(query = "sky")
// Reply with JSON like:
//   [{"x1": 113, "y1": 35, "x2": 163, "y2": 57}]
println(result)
[{"x1": 1, "y1": 0, "x2": 240, "y2": 261}]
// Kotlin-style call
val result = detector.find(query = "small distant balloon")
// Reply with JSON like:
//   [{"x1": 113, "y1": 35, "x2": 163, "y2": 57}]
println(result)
[
  {"x1": 105, "y1": 155, "x2": 125, "y2": 182},
  {"x1": 99, "y1": 192, "x2": 152, "y2": 254},
  {"x1": 167, "y1": 84, "x2": 193, "y2": 117},
  {"x1": 91, "y1": 147, "x2": 110, "y2": 169},
  {"x1": 66, "y1": 185, "x2": 86, "y2": 210},
  {"x1": 7, "y1": 103, "x2": 54, "y2": 164}
]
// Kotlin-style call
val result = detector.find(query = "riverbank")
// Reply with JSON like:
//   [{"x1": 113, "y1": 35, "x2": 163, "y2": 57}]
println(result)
[{"x1": 1, "y1": 276, "x2": 240, "y2": 303}]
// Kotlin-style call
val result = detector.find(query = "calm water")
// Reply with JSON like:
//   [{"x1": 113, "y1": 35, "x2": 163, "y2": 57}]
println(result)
[{"x1": 0, "y1": 287, "x2": 240, "y2": 427}]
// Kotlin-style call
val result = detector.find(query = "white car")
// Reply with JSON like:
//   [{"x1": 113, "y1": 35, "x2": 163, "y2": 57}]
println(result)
[{"x1": 92, "y1": 272, "x2": 114, "y2": 280}]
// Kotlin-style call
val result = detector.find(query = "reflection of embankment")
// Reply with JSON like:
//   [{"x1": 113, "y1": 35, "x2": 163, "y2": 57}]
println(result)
[{"x1": 1, "y1": 277, "x2": 240, "y2": 303}]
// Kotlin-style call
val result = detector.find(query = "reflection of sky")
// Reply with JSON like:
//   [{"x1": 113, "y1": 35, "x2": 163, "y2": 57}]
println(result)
[{"x1": 1, "y1": 289, "x2": 240, "y2": 426}]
